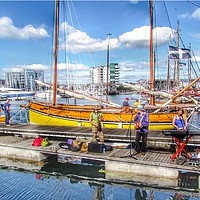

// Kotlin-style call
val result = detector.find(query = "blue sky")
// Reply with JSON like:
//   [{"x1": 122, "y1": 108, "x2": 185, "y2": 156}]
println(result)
[{"x1": 0, "y1": 0, "x2": 200, "y2": 85}]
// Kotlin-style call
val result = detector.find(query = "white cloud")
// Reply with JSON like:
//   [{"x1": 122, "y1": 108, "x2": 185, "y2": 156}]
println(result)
[
  {"x1": 192, "y1": 55, "x2": 200, "y2": 62},
  {"x1": 119, "y1": 61, "x2": 149, "y2": 71},
  {"x1": 179, "y1": 8, "x2": 200, "y2": 21},
  {"x1": 130, "y1": 0, "x2": 139, "y2": 5},
  {"x1": 0, "y1": 17, "x2": 49, "y2": 40},
  {"x1": 119, "y1": 60, "x2": 150, "y2": 82},
  {"x1": 191, "y1": 33, "x2": 200, "y2": 39},
  {"x1": 58, "y1": 62, "x2": 88, "y2": 71},
  {"x1": 178, "y1": 13, "x2": 190, "y2": 19},
  {"x1": 57, "y1": 62, "x2": 90, "y2": 84},
  {"x1": 59, "y1": 21, "x2": 120, "y2": 53},
  {"x1": 191, "y1": 8, "x2": 200, "y2": 20},
  {"x1": 60, "y1": 22, "x2": 75, "y2": 34},
  {"x1": 26, "y1": 64, "x2": 49, "y2": 70},
  {"x1": 0, "y1": 17, "x2": 173, "y2": 55},
  {"x1": 60, "y1": 23, "x2": 175, "y2": 53},
  {"x1": 119, "y1": 26, "x2": 176, "y2": 48},
  {"x1": 3, "y1": 64, "x2": 49, "y2": 72},
  {"x1": 3, "y1": 63, "x2": 90, "y2": 84}
]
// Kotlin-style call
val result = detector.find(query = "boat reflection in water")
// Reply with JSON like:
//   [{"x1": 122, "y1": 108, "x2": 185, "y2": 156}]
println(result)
[{"x1": 0, "y1": 155, "x2": 199, "y2": 200}]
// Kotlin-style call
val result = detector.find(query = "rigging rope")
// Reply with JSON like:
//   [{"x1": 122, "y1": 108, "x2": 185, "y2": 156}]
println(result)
[
  {"x1": 187, "y1": 0, "x2": 200, "y2": 8},
  {"x1": 163, "y1": 0, "x2": 176, "y2": 44}
]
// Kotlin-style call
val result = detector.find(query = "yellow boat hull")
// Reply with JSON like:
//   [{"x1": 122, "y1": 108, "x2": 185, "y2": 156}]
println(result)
[{"x1": 29, "y1": 102, "x2": 175, "y2": 130}]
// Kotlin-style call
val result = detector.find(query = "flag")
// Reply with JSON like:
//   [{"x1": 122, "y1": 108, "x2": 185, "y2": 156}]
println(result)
[
  {"x1": 169, "y1": 46, "x2": 191, "y2": 60},
  {"x1": 169, "y1": 45, "x2": 179, "y2": 59},
  {"x1": 180, "y1": 48, "x2": 191, "y2": 59}
]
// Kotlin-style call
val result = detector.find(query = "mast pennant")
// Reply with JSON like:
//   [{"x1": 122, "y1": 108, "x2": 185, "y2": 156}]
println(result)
[{"x1": 169, "y1": 45, "x2": 191, "y2": 60}]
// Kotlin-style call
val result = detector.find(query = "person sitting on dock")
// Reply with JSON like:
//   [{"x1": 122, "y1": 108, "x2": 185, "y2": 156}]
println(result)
[
  {"x1": 89, "y1": 105, "x2": 104, "y2": 144},
  {"x1": 122, "y1": 98, "x2": 130, "y2": 113},
  {"x1": 133, "y1": 105, "x2": 149, "y2": 155},
  {"x1": 4, "y1": 98, "x2": 11, "y2": 126}
]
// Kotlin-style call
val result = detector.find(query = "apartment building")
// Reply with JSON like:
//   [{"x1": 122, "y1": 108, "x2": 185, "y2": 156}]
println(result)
[{"x1": 5, "y1": 69, "x2": 44, "y2": 91}]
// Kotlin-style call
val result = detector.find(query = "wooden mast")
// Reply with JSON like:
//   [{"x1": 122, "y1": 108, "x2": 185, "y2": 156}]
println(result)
[
  {"x1": 106, "y1": 33, "x2": 111, "y2": 102},
  {"x1": 53, "y1": 0, "x2": 59, "y2": 105},
  {"x1": 177, "y1": 21, "x2": 180, "y2": 91},
  {"x1": 167, "y1": 54, "x2": 170, "y2": 91},
  {"x1": 188, "y1": 44, "x2": 191, "y2": 84},
  {"x1": 149, "y1": 0, "x2": 154, "y2": 105}
]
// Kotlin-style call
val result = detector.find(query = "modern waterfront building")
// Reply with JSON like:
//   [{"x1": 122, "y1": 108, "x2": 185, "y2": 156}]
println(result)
[
  {"x1": 90, "y1": 63, "x2": 119, "y2": 85},
  {"x1": 109, "y1": 63, "x2": 120, "y2": 84},
  {"x1": 5, "y1": 69, "x2": 44, "y2": 91},
  {"x1": 89, "y1": 63, "x2": 120, "y2": 95}
]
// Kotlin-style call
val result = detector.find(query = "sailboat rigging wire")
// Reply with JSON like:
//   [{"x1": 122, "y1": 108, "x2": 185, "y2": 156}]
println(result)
[
  {"x1": 153, "y1": 2, "x2": 159, "y2": 81},
  {"x1": 163, "y1": 1, "x2": 176, "y2": 44},
  {"x1": 65, "y1": 1, "x2": 75, "y2": 88},
  {"x1": 10, "y1": 102, "x2": 30, "y2": 124},
  {"x1": 190, "y1": 61, "x2": 198, "y2": 79},
  {"x1": 70, "y1": 0, "x2": 96, "y2": 67},
  {"x1": 187, "y1": 0, "x2": 200, "y2": 8},
  {"x1": 192, "y1": 50, "x2": 200, "y2": 73},
  {"x1": 61, "y1": 1, "x2": 70, "y2": 89},
  {"x1": 180, "y1": 36, "x2": 186, "y2": 49}
]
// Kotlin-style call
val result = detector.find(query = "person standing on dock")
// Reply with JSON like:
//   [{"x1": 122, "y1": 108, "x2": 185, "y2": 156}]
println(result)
[
  {"x1": 4, "y1": 98, "x2": 11, "y2": 126},
  {"x1": 133, "y1": 106, "x2": 149, "y2": 155},
  {"x1": 89, "y1": 105, "x2": 104, "y2": 144}
]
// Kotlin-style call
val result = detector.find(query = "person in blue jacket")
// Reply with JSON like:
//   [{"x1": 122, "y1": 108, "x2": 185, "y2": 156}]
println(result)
[
  {"x1": 133, "y1": 106, "x2": 149, "y2": 155},
  {"x1": 4, "y1": 98, "x2": 11, "y2": 126}
]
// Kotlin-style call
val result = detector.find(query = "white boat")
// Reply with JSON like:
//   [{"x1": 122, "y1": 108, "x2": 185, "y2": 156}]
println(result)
[
  {"x1": 35, "y1": 90, "x2": 61, "y2": 100},
  {"x1": 0, "y1": 88, "x2": 35, "y2": 100}
]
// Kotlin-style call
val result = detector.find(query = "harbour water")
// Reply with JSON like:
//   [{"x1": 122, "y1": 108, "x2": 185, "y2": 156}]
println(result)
[
  {"x1": 0, "y1": 95, "x2": 200, "y2": 199},
  {"x1": 0, "y1": 156, "x2": 199, "y2": 200}
]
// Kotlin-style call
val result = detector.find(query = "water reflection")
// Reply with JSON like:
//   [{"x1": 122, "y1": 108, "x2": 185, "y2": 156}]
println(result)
[
  {"x1": 135, "y1": 189, "x2": 147, "y2": 200},
  {"x1": 0, "y1": 156, "x2": 199, "y2": 200},
  {"x1": 168, "y1": 192, "x2": 190, "y2": 200}
]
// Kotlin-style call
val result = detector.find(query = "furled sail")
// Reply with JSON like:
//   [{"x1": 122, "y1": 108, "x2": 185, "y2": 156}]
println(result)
[{"x1": 123, "y1": 83, "x2": 195, "y2": 103}]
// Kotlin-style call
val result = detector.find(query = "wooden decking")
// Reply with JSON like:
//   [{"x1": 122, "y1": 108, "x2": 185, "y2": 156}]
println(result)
[
  {"x1": 0, "y1": 122, "x2": 199, "y2": 170},
  {"x1": 0, "y1": 132, "x2": 199, "y2": 170},
  {"x1": 0, "y1": 123, "x2": 199, "y2": 149}
]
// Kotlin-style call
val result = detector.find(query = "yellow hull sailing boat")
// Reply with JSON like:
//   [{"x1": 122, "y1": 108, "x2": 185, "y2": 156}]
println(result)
[
  {"x1": 28, "y1": 0, "x2": 198, "y2": 131},
  {"x1": 29, "y1": 101, "x2": 177, "y2": 130}
]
